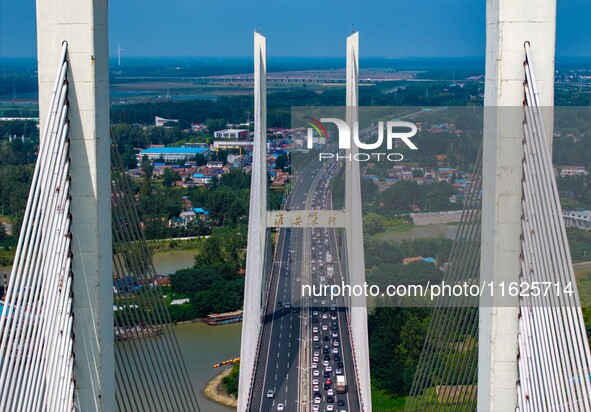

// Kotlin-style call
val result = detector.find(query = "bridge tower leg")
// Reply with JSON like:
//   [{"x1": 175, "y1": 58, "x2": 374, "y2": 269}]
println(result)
[
  {"x1": 36, "y1": 1, "x2": 114, "y2": 410},
  {"x1": 479, "y1": 1, "x2": 556, "y2": 411},
  {"x1": 345, "y1": 32, "x2": 372, "y2": 412},
  {"x1": 238, "y1": 31, "x2": 267, "y2": 411}
]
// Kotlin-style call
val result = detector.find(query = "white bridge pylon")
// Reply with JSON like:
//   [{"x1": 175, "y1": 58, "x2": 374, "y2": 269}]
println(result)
[{"x1": 238, "y1": 32, "x2": 372, "y2": 411}]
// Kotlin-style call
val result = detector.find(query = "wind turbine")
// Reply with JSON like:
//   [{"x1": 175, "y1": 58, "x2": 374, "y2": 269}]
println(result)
[{"x1": 117, "y1": 43, "x2": 125, "y2": 66}]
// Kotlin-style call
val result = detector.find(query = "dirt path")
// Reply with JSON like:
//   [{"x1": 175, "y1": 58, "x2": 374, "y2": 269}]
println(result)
[{"x1": 203, "y1": 368, "x2": 238, "y2": 410}]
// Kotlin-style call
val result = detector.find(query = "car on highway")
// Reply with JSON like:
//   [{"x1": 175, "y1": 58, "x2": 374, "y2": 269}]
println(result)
[
  {"x1": 323, "y1": 360, "x2": 329, "y2": 367},
  {"x1": 313, "y1": 327, "x2": 319, "y2": 333},
  {"x1": 338, "y1": 362, "x2": 344, "y2": 368},
  {"x1": 266, "y1": 389, "x2": 274, "y2": 398},
  {"x1": 334, "y1": 355, "x2": 341, "y2": 361},
  {"x1": 325, "y1": 379, "x2": 332, "y2": 385},
  {"x1": 313, "y1": 370, "x2": 320, "y2": 377},
  {"x1": 322, "y1": 325, "x2": 328, "y2": 331},
  {"x1": 328, "y1": 389, "x2": 334, "y2": 396},
  {"x1": 277, "y1": 403, "x2": 284, "y2": 411},
  {"x1": 313, "y1": 356, "x2": 319, "y2": 362},
  {"x1": 285, "y1": 302, "x2": 291, "y2": 309},
  {"x1": 313, "y1": 335, "x2": 319, "y2": 342},
  {"x1": 312, "y1": 378, "x2": 319, "y2": 385},
  {"x1": 326, "y1": 365, "x2": 332, "y2": 372},
  {"x1": 332, "y1": 331, "x2": 338, "y2": 338},
  {"x1": 312, "y1": 362, "x2": 318, "y2": 369},
  {"x1": 338, "y1": 399, "x2": 345, "y2": 406},
  {"x1": 332, "y1": 347, "x2": 339, "y2": 354},
  {"x1": 277, "y1": 301, "x2": 282, "y2": 307},
  {"x1": 312, "y1": 311, "x2": 319, "y2": 316},
  {"x1": 312, "y1": 405, "x2": 319, "y2": 412},
  {"x1": 326, "y1": 405, "x2": 334, "y2": 411},
  {"x1": 327, "y1": 395, "x2": 335, "y2": 403},
  {"x1": 335, "y1": 368, "x2": 343, "y2": 375},
  {"x1": 323, "y1": 336, "x2": 329, "y2": 341},
  {"x1": 324, "y1": 371, "x2": 331, "y2": 378}
]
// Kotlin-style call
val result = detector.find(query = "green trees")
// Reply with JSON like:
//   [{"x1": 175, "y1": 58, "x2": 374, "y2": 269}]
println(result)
[
  {"x1": 222, "y1": 363, "x2": 240, "y2": 398},
  {"x1": 376, "y1": 180, "x2": 458, "y2": 215},
  {"x1": 162, "y1": 168, "x2": 181, "y2": 187},
  {"x1": 368, "y1": 307, "x2": 431, "y2": 396},
  {"x1": 169, "y1": 228, "x2": 247, "y2": 318},
  {"x1": 364, "y1": 212, "x2": 385, "y2": 236}
]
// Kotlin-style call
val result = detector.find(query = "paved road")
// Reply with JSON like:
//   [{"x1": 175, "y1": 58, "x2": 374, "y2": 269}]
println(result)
[{"x1": 249, "y1": 156, "x2": 361, "y2": 412}]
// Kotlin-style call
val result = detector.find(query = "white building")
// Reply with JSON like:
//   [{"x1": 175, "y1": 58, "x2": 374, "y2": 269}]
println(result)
[
  {"x1": 214, "y1": 129, "x2": 249, "y2": 139},
  {"x1": 563, "y1": 210, "x2": 591, "y2": 230},
  {"x1": 560, "y1": 166, "x2": 588, "y2": 177},
  {"x1": 155, "y1": 116, "x2": 179, "y2": 127}
]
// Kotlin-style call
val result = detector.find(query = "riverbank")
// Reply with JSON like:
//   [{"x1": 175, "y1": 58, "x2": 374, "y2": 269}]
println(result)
[
  {"x1": 203, "y1": 367, "x2": 238, "y2": 410},
  {"x1": 148, "y1": 236, "x2": 207, "y2": 253}
]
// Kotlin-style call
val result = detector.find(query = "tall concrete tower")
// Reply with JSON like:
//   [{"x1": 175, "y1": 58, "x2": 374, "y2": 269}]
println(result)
[
  {"x1": 36, "y1": 0, "x2": 114, "y2": 410},
  {"x1": 479, "y1": 1, "x2": 556, "y2": 411},
  {"x1": 345, "y1": 32, "x2": 372, "y2": 411},
  {"x1": 238, "y1": 31, "x2": 267, "y2": 412}
]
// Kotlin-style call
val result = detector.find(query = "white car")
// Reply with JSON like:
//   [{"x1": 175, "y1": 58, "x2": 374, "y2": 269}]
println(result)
[
  {"x1": 313, "y1": 327, "x2": 319, "y2": 333},
  {"x1": 313, "y1": 378, "x2": 319, "y2": 385},
  {"x1": 333, "y1": 347, "x2": 339, "y2": 354},
  {"x1": 313, "y1": 405, "x2": 319, "y2": 412},
  {"x1": 313, "y1": 370, "x2": 320, "y2": 377},
  {"x1": 332, "y1": 332, "x2": 338, "y2": 338},
  {"x1": 313, "y1": 335, "x2": 319, "y2": 342},
  {"x1": 313, "y1": 356, "x2": 319, "y2": 362},
  {"x1": 322, "y1": 325, "x2": 328, "y2": 331},
  {"x1": 314, "y1": 351, "x2": 320, "y2": 357},
  {"x1": 312, "y1": 362, "x2": 318, "y2": 369},
  {"x1": 322, "y1": 314, "x2": 328, "y2": 319},
  {"x1": 323, "y1": 360, "x2": 329, "y2": 367},
  {"x1": 314, "y1": 396, "x2": 321, "y2": 404},
  {"x1": 326, "y1": 365, "x2": 332, "y2": 372},
  {"x1": 326, "y1": 405, "x2": 334, "y2": 411},
  {"x1": 328, "y1": 389, "x2": 334, "y2": 396},
  {"x1": 277, "y1": 403, "x2": 285, "y2": 411},
  {"x1": 313, "y1": 385, "x2": 320, "y2": 392},
  {"x1": 313, "y1": 311, "x2": 319, "y2": 316}
]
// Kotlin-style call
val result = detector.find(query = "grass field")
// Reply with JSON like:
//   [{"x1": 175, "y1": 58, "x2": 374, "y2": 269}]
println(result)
[{"x1": 372, "y1": 387, "x2": 406, "y2": 412}]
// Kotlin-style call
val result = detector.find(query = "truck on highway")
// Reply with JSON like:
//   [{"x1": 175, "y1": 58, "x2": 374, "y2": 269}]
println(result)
[{"x1": 336, "y1": 375, "x2": 346, "y2": 393}]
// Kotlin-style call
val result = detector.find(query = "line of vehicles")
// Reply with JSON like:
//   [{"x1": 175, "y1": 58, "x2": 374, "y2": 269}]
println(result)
[{"x1": 308, "y1": 160, "x2": 349, "y2": 412}]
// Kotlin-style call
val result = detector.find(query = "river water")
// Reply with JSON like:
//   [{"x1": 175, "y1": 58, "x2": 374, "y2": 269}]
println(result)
[{"x1": 151, "y1": 250, "x2": 241, "y2": 412}]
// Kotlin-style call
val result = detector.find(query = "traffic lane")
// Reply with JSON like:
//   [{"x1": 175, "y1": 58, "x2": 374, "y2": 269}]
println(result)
[
  {"x1": 250, "y1": 228, "x2": 294, "y2": 411},
  {"x1": 263, "y1": 232, "x2": 300, "y2": 411},
  {"x1": 329, "y1": 228, "x2": 360, "y2": 411}
]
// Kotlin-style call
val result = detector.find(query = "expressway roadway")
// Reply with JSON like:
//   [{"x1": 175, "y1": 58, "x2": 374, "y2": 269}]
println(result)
[{"x1": 249, "y1": 155, "x2": 361, "y2": 412}]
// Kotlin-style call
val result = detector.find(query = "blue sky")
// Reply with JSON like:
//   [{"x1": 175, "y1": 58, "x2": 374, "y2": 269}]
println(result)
[{"x1": 1, "y1": 0, "x2": 590, "y2": 58}]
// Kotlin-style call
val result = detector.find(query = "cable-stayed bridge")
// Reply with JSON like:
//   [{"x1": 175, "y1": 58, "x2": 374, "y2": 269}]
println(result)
[{"x1": 1, "y1": 1, "x2": 590, "y2": 411}]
